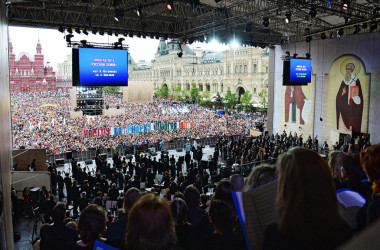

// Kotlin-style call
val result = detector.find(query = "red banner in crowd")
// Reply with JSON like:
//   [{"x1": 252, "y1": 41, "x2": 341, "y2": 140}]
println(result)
[
  {"x1": 180, "y1": 121, "x2": 194, "y2": 129},
  {"x1": 84, "y1": 128, "x2": 111, "y2": 139}
]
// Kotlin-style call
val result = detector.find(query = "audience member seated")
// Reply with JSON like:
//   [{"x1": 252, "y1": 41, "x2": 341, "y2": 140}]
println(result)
[
  {"x1": 244, "y1": 164, "x2": 277, "y2": 191},
  {"x1": 105, "y1": 187, "x2": 142, "y2": 250},
  {"x1": 75, "y1": 204, "x2": 106, "y2": 250},
  {"x1": 201, "y1": 200, "x2": 236, "y2": 250},
  {"x1": 263, "y1": 147, "x2": 352, "y2": 250},
  {"x1": 125, "y1": 193, "x2": 176, "y2": 250},
  {"x1": 184, "y1": 185, "x2": 204, "y2": 227},
  {"x1": 229, "y1": 174, "x2": 244, "y2": 192},
  {"x1": 339, "y1": 154, "x2": 371, "y2": 199},
  {"x1": 170, "y1": 198, "x2": 197, "y2": 250},
  {"x1": 357, "y1": 144, "x2": 380, "y2": 231},
  {"x1": 328, "y1": 151, "x2": 346, "y2": 189},
  {"x1": 40, "y1": 203, "x2": 78, "y2": 250}
]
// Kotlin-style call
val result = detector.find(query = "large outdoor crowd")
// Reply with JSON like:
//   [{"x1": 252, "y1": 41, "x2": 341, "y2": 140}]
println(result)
[
  {"x1": 12, "y1": 129, "x2": 379, "y2": 250},
  {"x1": 11, "y1": 92, "x2": 263, "y2": 154},
  {"x1": 11, "y1": 91, "x2": 380, "y2": 250}
]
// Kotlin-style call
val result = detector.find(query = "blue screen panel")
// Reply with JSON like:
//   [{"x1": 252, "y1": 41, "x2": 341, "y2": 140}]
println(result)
[
  {"x1": 78, "y1": 48, "x2": 128, "y2": 86},
  {"x1": 290, "y1": 58, "x2": 311, "y2": 84}
]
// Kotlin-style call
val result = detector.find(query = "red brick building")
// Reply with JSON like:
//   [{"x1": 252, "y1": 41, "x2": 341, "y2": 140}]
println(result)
[{"x1": 9, "y1": 40, "x2": 57, "y2": 93}]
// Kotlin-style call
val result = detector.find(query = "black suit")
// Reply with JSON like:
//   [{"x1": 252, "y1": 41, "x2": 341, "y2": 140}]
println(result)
[
  {"x1": 40, "y1": 222, "x2": 78, "y2": 250},
  {"x1": 105, "y1": 213, "x2": 128, "y2": 250}
]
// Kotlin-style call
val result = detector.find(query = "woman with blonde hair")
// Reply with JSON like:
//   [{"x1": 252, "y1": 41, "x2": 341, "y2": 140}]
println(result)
[
  {"x1": 126, "y1": 193, "x2": 176, "y2": 250},
  {"x1": 263, "y1": 147, "x2": 352, "y2": 249}
]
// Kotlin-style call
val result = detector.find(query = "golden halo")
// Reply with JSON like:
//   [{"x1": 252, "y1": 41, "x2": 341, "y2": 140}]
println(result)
[{"x1": 340, "y1": 57, "x2": 361, "y2": 77}]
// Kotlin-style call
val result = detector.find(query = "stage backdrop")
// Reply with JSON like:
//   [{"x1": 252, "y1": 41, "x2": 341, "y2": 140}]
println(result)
[
  {"x1": 123, "y1": 82, "x2": 154, "y2": 104},
  {"x1": 281, "y1": 75, "x2": 315, "y2": 138},
  {"x1": 322, "y1": 55, "x2": 370, "y2": 145}
]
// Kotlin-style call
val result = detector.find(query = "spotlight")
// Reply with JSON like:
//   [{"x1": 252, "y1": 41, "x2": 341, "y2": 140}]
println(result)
[
  {"x1": 66, "y1": 34, "x2": 74, "y2": 44},
  {"x1": 58, "y1": 25, "x2": 64, "y2": 33},
  {"x1": 114, "y1": 31, "x2": 119, "y2": 36},
  {"x1": 338, "y1": 28, "x2": 344, "y2": 36},
  {"x1": 118, "y1": 37, "x2": 125, "y2": 44},
  {"x1": 285, "y1": 13, "x2": 291, "y2": 23},
  {"x1": 321, "y1": 33, "x2": 326, "y2": 40},
  {"x1": 99, "y1": 29, "x2": 105, "y2": 36},
  {"x1": 353, "y1": 25, "x2": 361, "y2": 35},
  {"x1": 83, "y1": 28, "x2": 89, "y2": 35},
  {"x1": 262, "y1": 17, "x2": 269, "y2": 27},
  {"x1": 129, "y1": 32, "x2": 134, "y2": 37},
  {"x1": 305, "y1": 36, "x2": 312, "y2": 43},
  {"x1": 309, "y1": 6, "x2": 317, "y2": 17},
  {"x1": 114, "y1": 10, "x2": 124, "y2": 21},
  {"x1": 80, "y1": 40, "x2": 87, "y2": 46},
  {"x1": 342, "y1": 1, "x2": 350, "y2": 11},
  {"x1": 293, "y1": 53, "x2": 298, "y2": 58},
  {"x1": 67, "y1": 26, "x2": 73, "y2": 34},
  {"x1": 108, "y1": 30, "x2": 113, "y2": 36},
  {"x1": 370, "y1": 21, "x2": 377, "y2": 31},
  {"x1": 123, "y1": 31, "x2": 128, "y2": 37},
  {"x1": 91, "y1": 28, "x2": 98, "y2": 35},
  {"x1": 136, "y1": 6, "x2": 142, "y2": 16},
  {"x1": 75, "y1": 27, "x2": 81, "y2": 34},
  {"x1": 362, "y1": 23, "x2": 368, "y2": 29},
  {"x1": 166, "y1": 1, "x2": 173, "y2": 10},
  {"x1": 142, "y1": 34, "x2": 146, "y2": 39},
  {"x1": 177, "y1": 51, "x2": 183, "y2": 58},
  {"x1": 306, "y1": 53, "x2": 311, "y2": 59}
]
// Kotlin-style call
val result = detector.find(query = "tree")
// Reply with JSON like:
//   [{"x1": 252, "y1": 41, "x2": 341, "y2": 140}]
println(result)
[
  {"x1": 190, "y1": 87, "x2": 200, "y2": 102},
  {"x1": 239, "y1": 90, "x2": 253, "y2": 110},
  {"x1": 103, "y1": 86, "x2": 120, "y2": 94},
  {"x1": 200, "y1": 89, "x2": 210, "y2": 100},
  {"x1": 258, "y1": 89, "x2": 268, "y2": 108},
  {"x1": 155, "y1": 83, "x2": 169, "y2": 99},
  {"x1": 224, "y1": 90, "x2": 237, "y2": 108}
]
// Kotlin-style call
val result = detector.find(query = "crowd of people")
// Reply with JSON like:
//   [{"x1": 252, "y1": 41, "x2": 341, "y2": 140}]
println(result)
[
  {"x1": 11, "y1": 92, "x2": 263, "y2": 154},
  {"x1": 14, "y1": 129, "x2": 380, "y2": 250}
]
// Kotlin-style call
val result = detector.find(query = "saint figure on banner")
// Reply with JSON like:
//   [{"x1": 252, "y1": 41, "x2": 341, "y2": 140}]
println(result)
[
  {"x1": 285, "y1": 86, "x2": 306, "y2": 125},
  {"x1": 336, "y1": 63, "x2": 363, "y2": 133}
]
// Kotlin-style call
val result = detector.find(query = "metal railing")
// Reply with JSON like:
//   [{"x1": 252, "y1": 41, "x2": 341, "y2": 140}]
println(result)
[{"x1": 47, "y1": 134, "x2": 247, "y2": 164}]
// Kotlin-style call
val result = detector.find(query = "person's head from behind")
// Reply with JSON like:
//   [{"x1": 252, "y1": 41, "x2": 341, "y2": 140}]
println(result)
[
  {"x1": 276, "y1": 147, "x2": 342, "y2": 243},
  {"x1": 126, "y1": 193, "x2": 176, "y2": 250},
  {"x1": 170, "y1": 198, "x2": 188, "y2": 226},
  {"x1": 230, "y1": 174, "x2": 244, "y2": 192},
  {"x1": 184, "y1": 185, "x2": 200, "y2": 209},
  {"x1": 78, "y1": 204, "x2": 105, "y2": 246},
  {"x1": 360, "y1": 144, "x2": 380, "y2": 198},
  {"x1": 208, "y1": 200, "x2": 230, "y2": 234},
  {"x1": 214, "y1": 179, "x2": 235, "y2": 218},
  {"x1": 328, "y1": 151, "x2": 345, "y2": 181},
  {"x1": 339, "y1": 154, "x2": 361, "y2": 182},
  {"x1": 244, "y1": 164, "x2": 277, "y2": 191},
  {"x1": 125, "y1": 187, "x2": 142, "y2": 212},
  {"x1": 51, "y1": 203, "x2": 66, "y2": 223}
]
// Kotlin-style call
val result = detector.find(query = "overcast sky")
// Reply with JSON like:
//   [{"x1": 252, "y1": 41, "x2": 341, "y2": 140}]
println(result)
[{"x1": 8, "y1": 26, "x2": 230, "y2": 71}]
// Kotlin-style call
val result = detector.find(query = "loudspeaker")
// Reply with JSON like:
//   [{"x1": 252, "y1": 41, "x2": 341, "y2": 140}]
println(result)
[
  {"x1": 56, "y1": 159, "x2": 65, "y2": 165},
  {"x1": 176, "y1": 148, "x2": 183, "y2": 152},
  {"x1": 29, "y1": 187, "x2": 40, "y2": 202},
  {"x1": 85, "y1": 159, "x2": 93, "y2": 165},
  {"x1": 66, "y1": 151, "x2": 72, "y2": 160}
]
